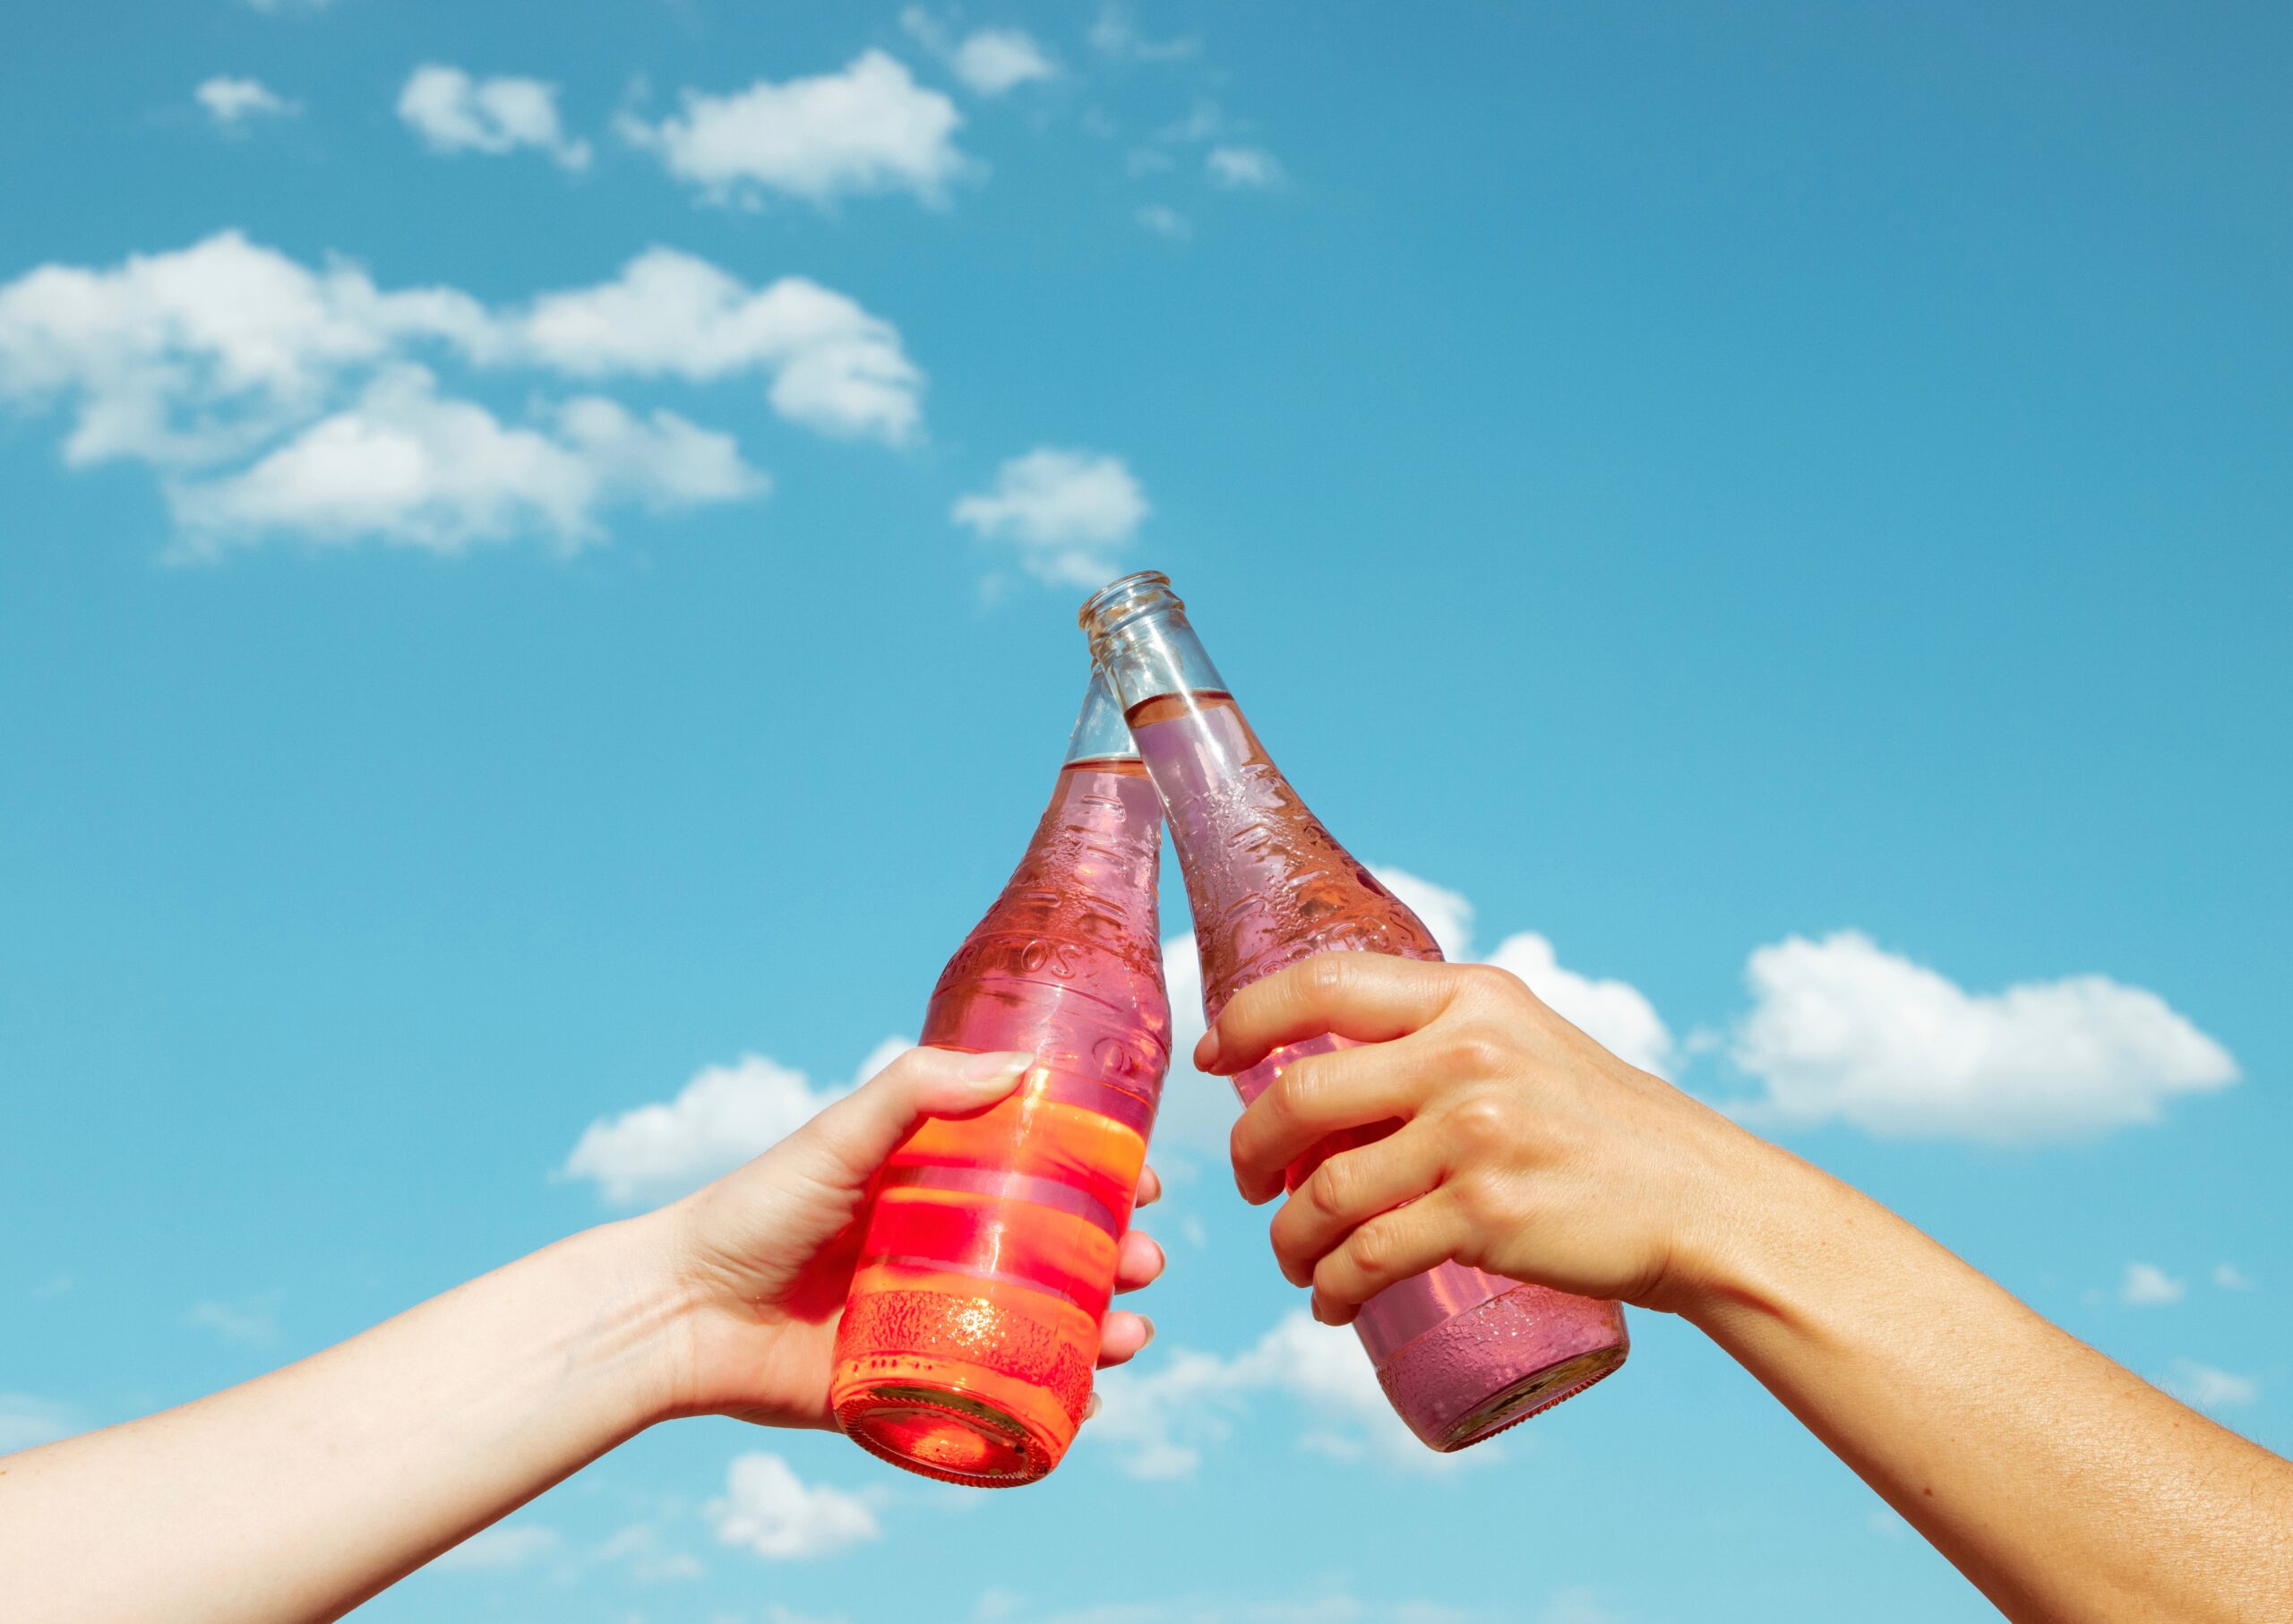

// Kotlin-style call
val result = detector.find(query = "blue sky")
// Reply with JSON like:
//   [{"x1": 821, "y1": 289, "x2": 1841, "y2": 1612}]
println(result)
[{"x1": 3, "y1": 2, "x2": 2289, "y2": 1620}]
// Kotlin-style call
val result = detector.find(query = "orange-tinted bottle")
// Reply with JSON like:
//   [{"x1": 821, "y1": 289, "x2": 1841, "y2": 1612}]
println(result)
[{"x1": 829, "y1": 674, "x2": 1170, "y2": 1486}]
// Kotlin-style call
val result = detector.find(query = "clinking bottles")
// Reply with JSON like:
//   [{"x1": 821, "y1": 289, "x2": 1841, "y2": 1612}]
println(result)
[
  {"x1": 1080, "y1": 571, "x2": 1628, "y2": 1453},
  {"x1": 829, "y1": 674, "x2": 1171, "y2": 1487}
]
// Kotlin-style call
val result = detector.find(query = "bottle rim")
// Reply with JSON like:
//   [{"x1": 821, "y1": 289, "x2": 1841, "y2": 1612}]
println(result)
[{"x1": 1077, "y1": 570, "x2": 1184, "y2": 652}]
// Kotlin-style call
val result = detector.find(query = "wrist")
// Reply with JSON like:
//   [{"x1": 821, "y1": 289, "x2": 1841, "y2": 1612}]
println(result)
[
  {"x1": 563, "y1": 1211, "x2": 708, "y2": 1432},
  {"x1": 1648, "y1": 1123, "x2": 1841, "y2": 1328}
]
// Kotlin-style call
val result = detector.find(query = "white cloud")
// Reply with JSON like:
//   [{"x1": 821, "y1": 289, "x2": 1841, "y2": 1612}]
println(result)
[
  {"x1": 950, "y1": 30, "x2": 1058, "y2": 96},
  {"x1": 1134, "y1": 203, "x2": 1190, "y2": 240},
  {"x1": 2213, "y1": 1263, "x2": 2255, "y2": 1291},
  {"x1": 1207, "y1": 146, "x2": 1283, "y2": 189},
  {"x1": 561, "y1": 1037, "x2": 909, "y2": 1207},
  {"x1": 170, "y1": 365, "x2": 760, "y2": 554},
  {"x1": 0, "y1": 234, "x2": 921, "y2": 550},
  {"x1": 520, "y1": 249, "x2": 923, "y2": 443},
  {"x1": 2120, "y1": 1262, "x2": 2186, "y2": 1307},
  {"x1": 953, "y1": 447, "x2": 1147, "y2": 585},
  {"x1": 900, "y1": 11, "x2": 1057, "y2": 97},
  {"x1": 0, "y1": 1394, "x2": 75, "y2": 1454},
  {"x1": 1090, "y1": 1310, "x2": 1459, "y2": 1476},
  {"x1": 2165, "y1": 1360, "x2": 2257, "y2": 1410},
  {"x1": 196, "y1": 76, "x2": 298, "y2": 127},
  {"x1": 593, "y1": 1521, "x2": 706, "y2": 1583},
  {"x1": 621, "y1": 52, "x2": 967, "y2": 208},
  {"x1": 397, "y1": 65, "x2": 591, "y2": 170},
  {"x1": 708, "y1": 1452, "x2": 880, "y2": 1560},
  {"x1": 1729, "y1": 932, "x2": 2237, "y2": 1141},
  {"x1": 1088, "y1": 4, "x2": 1200, "y2": 62},
  {"x1": 184, "y1": 1295, "x2": 279, "y2": 1345},
  {"x1": 434, "y1": 1523, "x2": 563, "y2": 1571}
]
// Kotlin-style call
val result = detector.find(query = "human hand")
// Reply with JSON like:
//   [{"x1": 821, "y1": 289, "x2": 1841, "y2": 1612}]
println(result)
[
  {"x1": 642, "y1": 1046, "x2": 1165, "y2": 1429},
  {"x1": 1198, "y1": 954, "x2": 1787, "y2": 1324}
]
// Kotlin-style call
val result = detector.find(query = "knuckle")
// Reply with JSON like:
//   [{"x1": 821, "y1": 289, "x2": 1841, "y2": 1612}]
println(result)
[
  {"x1": 1347, "y1": 1219, "x2": 1400, "y2": 1285},
  {"x1": 1445, "y1": 1091, "x2": 1518, "y2": 1155},
  {"x1": 1303, "y1": 954, "x2": 1353, "y2": 1002},
  {"x1": 1274, "y1": 1057, "x2": 1324, "y2": 1123},
  {"x1": 1308, "y1": 1156, "x2": 1357, "y2": 1221}
]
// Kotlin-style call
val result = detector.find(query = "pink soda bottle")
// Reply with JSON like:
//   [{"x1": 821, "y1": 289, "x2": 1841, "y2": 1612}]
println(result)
[
  {"x1": 1079, "y1": 571, "x2": 1627, "y2": 1452},
  {"x1": 829, "y1": 673, "x2": 1170, "y2": 1486}
]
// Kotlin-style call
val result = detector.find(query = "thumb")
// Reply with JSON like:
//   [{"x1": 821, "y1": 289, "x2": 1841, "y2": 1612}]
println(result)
[{"x1": 791, "y1": 1046, "x2": 1033, "y2": 1192}]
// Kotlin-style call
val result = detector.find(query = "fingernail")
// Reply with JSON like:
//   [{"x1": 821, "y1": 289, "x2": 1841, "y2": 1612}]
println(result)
[
  {"x1": 1085, "y1": 1392, "x2": 1102, "y2": 1420},
  {"x1": 1138, "y1": 1316, "x2": 1155, "y2": 1348},
  {"x1": 960, "y1": 1050, "x2": 1034, "y2": 1086},
  {"x1": 1192, "y1": 1029, "x2": 1222, "y2": 1072}
]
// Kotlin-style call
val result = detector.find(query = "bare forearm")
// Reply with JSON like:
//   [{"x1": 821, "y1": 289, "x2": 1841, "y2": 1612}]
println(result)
[
  {"x1": 0, "y1": 1216, "x2": 683, "y2": 1624},
  {"x1": 1686, "y1": 1147, "x2": 2293, "y2": 1624}
]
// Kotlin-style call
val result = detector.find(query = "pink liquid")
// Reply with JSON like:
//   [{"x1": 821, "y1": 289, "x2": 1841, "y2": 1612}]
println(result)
[
  {"x1": 830, "y1": 759, "x2": 1170, "y2": 1485},
  {"x1": 1130, "y1": 692, "x2": 1627, "y2": 1451}
]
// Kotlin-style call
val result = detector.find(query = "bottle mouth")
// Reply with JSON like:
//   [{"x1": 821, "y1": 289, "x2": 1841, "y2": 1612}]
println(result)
[{"x1": 1077, "y1": 571, "x2": 1184, "y2": 654}]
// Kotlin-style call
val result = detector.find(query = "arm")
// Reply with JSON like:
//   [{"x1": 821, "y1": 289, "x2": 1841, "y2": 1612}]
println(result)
[
  {"x1": 0, "y1": 1046, "x2": 1164, "y2": 1624},
  {"x1": 1204, "y1": 954, "x2": 2293, "y2": 1624}
]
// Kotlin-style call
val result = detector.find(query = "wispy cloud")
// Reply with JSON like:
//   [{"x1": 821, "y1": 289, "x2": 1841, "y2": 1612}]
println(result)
[
  {"x1": 562, "y1": 1037, "x2": 909, "y2": 1207},
  {"x1": 185, "y1": 1294, "x2": 279, "y2": 1346},
  {"x1": 900, "y1": 9, "x2": 1058, "y2": 97},
  {"x1": 708, "y1": 1452, "x2": 880, "y2": 1560},
  {"x1": 1207, "y1": 146, "x2": 1284, "y2": 189},
  {"x1": 619, "y1": 53, "x2": 969, "y2": 208},
  {"x1": 1088, "y1": 4, "x2": 1201, "y2": 64},
  {"x1": 2120, "y1": 1262, "x2": 2186, "y2": 1307},
  {"x1": 433, "y1": 1523, "x2": 563, "y2": 1572},
  {"x1": 2165, "y1": 1359, "x2": 2257, "y2": 1410},
  {"x1": 952, "y1": 447, "x2": 1147, "y2": 585},
  {"x1": 1134, "y1": 203, "x2": 1190, "y2": 240},
  {"x1": 0, "y1": 1394, "x2": 76, "y2": 1453},
  {"x1": 398, "y1": 65, "x2": 590, "y2": 170},
  {"x1": 196, "y1": 76, "x2": 298, "y2": 128},
  {"x1": 2212, "y1": 1263, "x2": 2255, "y2": 1291}
]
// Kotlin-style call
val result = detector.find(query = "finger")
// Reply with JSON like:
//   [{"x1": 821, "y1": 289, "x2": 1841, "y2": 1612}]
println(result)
[
  {"x1": 1197, "y1": 952, "x2": 1464, "y2": 1076},
  {"x1": 1309, "y1": 1194, "x2": 1472, "y2": 1324},
  {"x1": 1267, "y1": 1127, "x2": 1446, "y2": 1287},
  {"x1": 1228, "y1": 1033, "x2": 1443, "y2": 1205},
  {"x1": 791, "y1": 1047, "x2": 1031, "y2": 1190},
  {"x1": 1134, "y1": 1164, "x2": 1163, "y2": 1208},
  {"x1": 1095, "y1": 1310, "x2": 1155, "y2": 1368},
  {"x1": 1113, "y1": 1228, "x2": 1164, "y2": 1293}
]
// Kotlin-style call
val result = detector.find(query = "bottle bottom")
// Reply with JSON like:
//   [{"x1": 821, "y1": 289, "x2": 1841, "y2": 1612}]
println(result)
[
  {"x1": 834, "y1": 1372, "x2": 1068, "y2": 1489},
  {"x1": 1373, "y1": 1281, "x2": 1630, "y2": 1453}
]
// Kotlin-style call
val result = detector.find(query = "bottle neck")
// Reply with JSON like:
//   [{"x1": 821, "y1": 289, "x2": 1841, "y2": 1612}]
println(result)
[
  {"x1": 1079, "y1": 578, "x2": 1229, "y2": 719},
  {"x1": 1062, "y1": 669, "x2": 1142, "y2": 766}
]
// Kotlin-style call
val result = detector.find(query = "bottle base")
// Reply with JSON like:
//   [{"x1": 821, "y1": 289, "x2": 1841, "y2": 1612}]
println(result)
[
  {"x1": 834, "y1": 1380, "x2": 1064, "y2": 1489},
  {"x1": 1372, "y1": 1282, "x2": 1632, "y2": 1453},
  {"x1": 1421, "y1": 1344, "x2": 1627, "y2": 1453}
]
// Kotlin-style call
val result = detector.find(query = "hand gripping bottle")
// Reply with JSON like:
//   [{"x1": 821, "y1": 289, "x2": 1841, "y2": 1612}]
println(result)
[
  {"x1": 830, "y1": 674, "x2": 1171, "y2": 1486},
  {"x1": 1080, "y1": 571, "x2": 1627, "y2": 1452}
]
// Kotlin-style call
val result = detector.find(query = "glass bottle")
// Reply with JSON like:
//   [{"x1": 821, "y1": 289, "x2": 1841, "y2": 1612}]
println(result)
[
  {"x1": 830, "y1": 673, "x2": 1171, "y2": 1486},
  {"x1": 1080, "y1": 571, "x2": 1627, "y2": 1452}
]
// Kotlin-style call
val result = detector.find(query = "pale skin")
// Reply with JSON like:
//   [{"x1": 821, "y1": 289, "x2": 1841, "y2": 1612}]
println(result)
[
  {"x1": 0, "y1": 1046, "x2": 1166, "y2": 1624},
  {"x1": 1201, "y1": 951, "x2": 2293, "y2": 1624}
]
